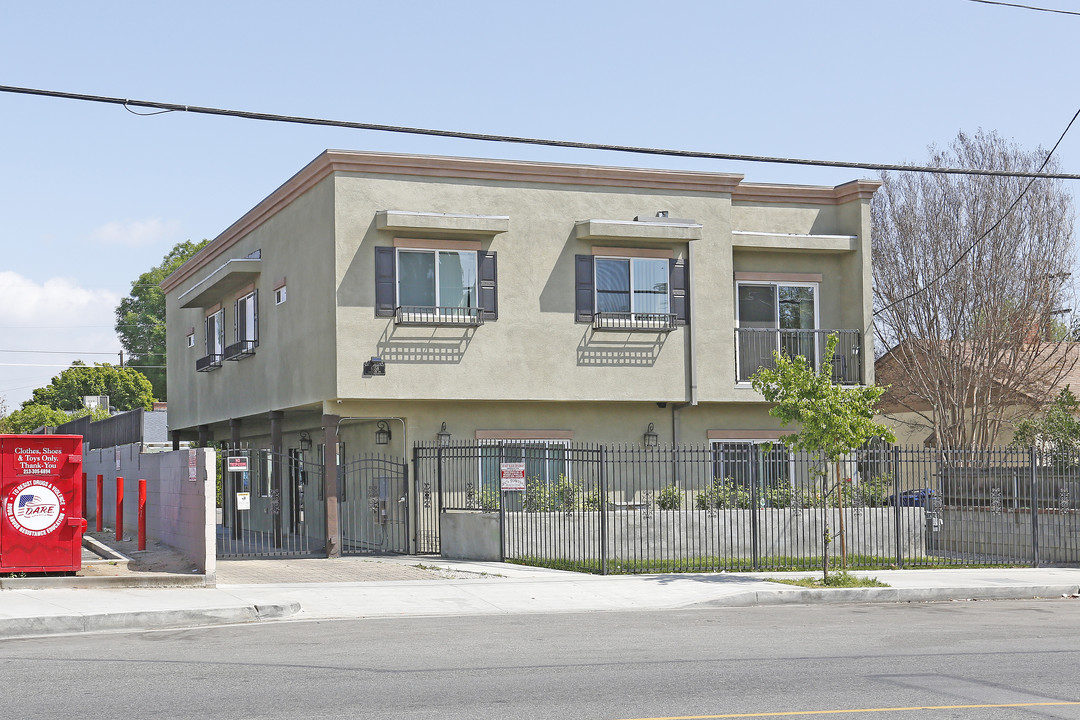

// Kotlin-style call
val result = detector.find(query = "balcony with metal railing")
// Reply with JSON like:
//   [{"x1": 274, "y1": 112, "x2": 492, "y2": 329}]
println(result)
[
  {"x1": 195, "y1": 353, "x2": 223, "y2": 372},
  {"x1": 224, "y1": 339, "x2": 258, "y2": 361},
  {"x1": 394, "y1": 305, "x2": 484, "y2": 327},
  {"x1": 592, "y1": 312, "x2": 678, "y2": 332},
  {"x1": 735, "y1": 328, "x2": 862, "y2": 384}
]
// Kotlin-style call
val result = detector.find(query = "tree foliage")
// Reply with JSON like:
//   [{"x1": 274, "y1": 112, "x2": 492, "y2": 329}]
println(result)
[
  {"x1": 25, "y1": 361, "x2": 154, "y2": 412},
  {"x1": 0, "y1": 404, "x2": 108, "y2": 434},
  {"x1": 1011, "y1": 386, "x2": 1080, "y2": 465},
  {"x1": 751, "y1": 335, "x2": 896, "y2": 459},
  {"x1": 873, "y1": 129, "x2": 1077, "y2": 449},
  {"x1": 115, "y1": 239, "x2": 209, "y2": 400}
]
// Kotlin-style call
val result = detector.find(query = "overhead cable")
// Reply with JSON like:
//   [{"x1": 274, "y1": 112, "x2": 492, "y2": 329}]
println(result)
[{"x1": 1, "y1": 84, "x2": 1079, "y2": 180}]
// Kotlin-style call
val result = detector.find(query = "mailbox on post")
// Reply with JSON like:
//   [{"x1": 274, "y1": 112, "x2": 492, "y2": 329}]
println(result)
[{"x1": 0, "y1": 435, "x2": 87, "y2": 573}]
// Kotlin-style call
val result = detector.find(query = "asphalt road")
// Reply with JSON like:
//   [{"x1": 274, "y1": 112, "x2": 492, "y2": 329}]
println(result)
[{"x1": 1, "y1": 600, "x2": 1078, "y2": 720}]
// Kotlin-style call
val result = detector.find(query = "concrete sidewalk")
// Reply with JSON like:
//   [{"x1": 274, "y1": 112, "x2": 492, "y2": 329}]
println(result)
[{"x1": 1, "y1": 556, "x2": 1078, "y2": 640}]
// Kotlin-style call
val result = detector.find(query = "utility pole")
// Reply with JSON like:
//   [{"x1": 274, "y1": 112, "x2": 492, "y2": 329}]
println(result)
[{"x1": 118, "y1": 350, "x2": 124, "y2": 367}]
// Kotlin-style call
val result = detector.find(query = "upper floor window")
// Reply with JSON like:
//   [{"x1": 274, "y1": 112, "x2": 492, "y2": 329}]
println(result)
[
  {"x1": 225, "y1": 290, "x2": 259, "y2": 360},
  {"x1": 374, "y1": 244, "x2": 497, "y2": 326},
  {"x1": 196, "y1": 308, "x2": 225, "y2": 372},
  {"x1": 275, "y1": 285, "x2": 287, "y2": 305},
  {"x1": 575, "y1": 252, "x2": 687, "y2": 331},
  {"x1": 398, "y1": 248, "x2": 478, "y2": 316}
]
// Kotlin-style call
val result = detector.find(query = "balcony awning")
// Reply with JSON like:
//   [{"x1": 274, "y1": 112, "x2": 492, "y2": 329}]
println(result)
[
  {"x1": 574, "y1": 219, "x2": 702, "y2": 243},
  {"x1": 178, "y1": 258, "x2": 261, "y2": 309}
]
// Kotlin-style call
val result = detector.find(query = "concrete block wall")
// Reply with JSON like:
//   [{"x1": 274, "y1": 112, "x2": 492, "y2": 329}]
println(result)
[{"x1": 82, "y1": 444, "x2": 216, "y2": 580}]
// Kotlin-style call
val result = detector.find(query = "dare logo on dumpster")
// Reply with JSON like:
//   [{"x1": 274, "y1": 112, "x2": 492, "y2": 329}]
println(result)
[{"x1": 5, "y1": 480, "x2": 66, "y2": 537}]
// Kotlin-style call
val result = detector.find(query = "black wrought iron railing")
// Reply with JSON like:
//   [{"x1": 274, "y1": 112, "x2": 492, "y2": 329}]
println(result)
[
  {"x1": 224, "y1": 339, "x2": 258, "y2": 361},
  {"x1": 592, "y1": 312, "x2": 677, "y2": 332},
  {"x1": 735, "y1": 328, "x2": 861, "y2": 384},
  {"x1": 395, "y1": 305, "x2": 484, "y2": 326},
  {"x1": 195, "y1": 353, "x2": 223, "y2": 372}
]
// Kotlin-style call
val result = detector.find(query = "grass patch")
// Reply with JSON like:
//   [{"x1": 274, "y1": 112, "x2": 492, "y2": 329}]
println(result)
[
  {"x1": 504, "y1": 555, "x2": 1023, "y2": 575},
  {"x1": 769, "y1": 572, "x2": 889, "y2": 588}
]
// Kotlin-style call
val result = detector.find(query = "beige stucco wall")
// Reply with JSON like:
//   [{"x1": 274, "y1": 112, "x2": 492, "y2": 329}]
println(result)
[
  {"x1": 165, "y1": 176, "x2": 338, "y2": 432},
  {"x1": 163, "y1": 152, "x2": 877, "y2": 443}
]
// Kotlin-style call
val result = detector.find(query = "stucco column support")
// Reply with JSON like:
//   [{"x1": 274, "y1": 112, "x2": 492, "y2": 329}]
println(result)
[
  {"x1": 230, "y1": 418, "x2": 242, "y2": 449},
  {"x1": 322, "y1": 414, "x2": 342, "y2": 558},
  {"x1": 197, "y1": 425, "x2": 211, "y2": 447},
  {"x1": 269, "y1": 411, "x2": 284, "y2": 548}
]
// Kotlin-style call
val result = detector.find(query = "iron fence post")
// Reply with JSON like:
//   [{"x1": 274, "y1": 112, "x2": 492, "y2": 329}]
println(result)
[
  {"x1": 751, "y1": 448, "x2": 761, "y2": 572},
  {"x1": 893, "y1": 446, "x2": 903, "y2": 568},
  {"x1": 599, "y1": 445, "x2": 608, "y2": 576},
  {"x1": 1031, "y1": 446, "x2": 1040, "y2": 567},
  {"x1": 498, "y1": 444, "x2": 505, "y2": 563},
  {"x1": 410, "y1": 445, "x2": 419, "y2": 555}
]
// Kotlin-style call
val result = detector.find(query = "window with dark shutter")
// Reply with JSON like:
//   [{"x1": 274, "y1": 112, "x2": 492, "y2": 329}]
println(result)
[
  {"x1": 574, "y1": 254, "x2": 594, "y2": 323},
  {"x1": 478, "y1": 251, "x2": 498, "y2": 320},
  {"x1": 374, "y1": 246, "x2": 396, "y2": 317},
  {"x1": 669, "y1": 258, "x2": 688, "y2": 325}
]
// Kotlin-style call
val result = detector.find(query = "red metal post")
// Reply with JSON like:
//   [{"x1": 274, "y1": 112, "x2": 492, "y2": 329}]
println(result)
[
  {"x1": 115, "y1": 476, "x2": 124, "y2": 541},
  {"x1": 138, "y1": 479, "x2": 147, "y2": 551},
  {"x1": 81, "y1": 472, "x2": 87, "y2": 522},
  {"x1": 95, "y1": 474, "x2": 103, "y2": 532}
]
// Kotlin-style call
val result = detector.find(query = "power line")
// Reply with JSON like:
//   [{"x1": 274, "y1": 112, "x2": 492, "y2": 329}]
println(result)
[
  {"x1": 967, "y1": 0, "x2": 1080, "y2": 16},
  {"x1": 0, "y1": 363, "x2": 166, "y2": 369},
  {"x1": 874, "y1": 106, "x2": 1080, "y2": 317},
  {"x1": 2, "y1": 83, "x2": 1079, "y2": 180},
  {"x1": 0, "y1": 349, "x2": 166, "y2": 356}
]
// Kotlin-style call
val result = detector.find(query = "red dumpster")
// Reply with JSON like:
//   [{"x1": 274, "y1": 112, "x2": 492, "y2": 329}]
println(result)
[{"x1": 0, "y1": 435, "x2": 87, "y2": 573}]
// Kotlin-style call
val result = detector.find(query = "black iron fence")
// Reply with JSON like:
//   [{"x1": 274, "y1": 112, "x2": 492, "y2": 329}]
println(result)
[
  {"x1": 415, "y1": 442, "x2": 1080, "y2": 574},
  {"x1": 218, "y1": 447, "x2": 326, "y2": 558}
]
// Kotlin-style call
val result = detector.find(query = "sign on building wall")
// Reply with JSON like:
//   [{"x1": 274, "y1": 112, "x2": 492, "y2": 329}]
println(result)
[
  {"x1": 188, "y1": 450, "x2": 197, "y2": 482},
  {"x1": 500, "y1": 462, "x2": 526, "y2": 492}
]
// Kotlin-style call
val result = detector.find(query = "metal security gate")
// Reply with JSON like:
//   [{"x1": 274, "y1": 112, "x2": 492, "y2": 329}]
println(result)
[
  {"x1": 217, "y1": 448, "x2": 325, "y2": 558},
  {"x1": 339, "y1": 454, "x2": 410, "y2": 555}
]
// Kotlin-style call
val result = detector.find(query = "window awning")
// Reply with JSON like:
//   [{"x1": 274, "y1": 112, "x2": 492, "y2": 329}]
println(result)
[
  {"x1": 574, "y1": 219, "x2": 702, "y2": 243},
  {"x1": 178, "y1": 258, "x2": 261, "y2": 309},
  {"x1": 375, "y1": 210, "x2": 509, "y2": 236}
]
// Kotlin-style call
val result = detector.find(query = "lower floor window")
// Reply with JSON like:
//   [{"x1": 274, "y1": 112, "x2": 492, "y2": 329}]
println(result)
[
  {"x1": 479, "y1": 440, "x2": 570, "y2": 510},
  {"x1": 711, "y1": 441, "x2": 791, "y2": 491}
]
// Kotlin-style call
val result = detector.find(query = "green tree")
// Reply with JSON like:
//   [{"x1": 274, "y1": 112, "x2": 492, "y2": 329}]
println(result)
[
  {"x1": 1011, "y1": 386, "x2": 1080, "y2": 467},
  {"x1": 26, "y1": 361, "x2": 154, "y2": 412},
  {"x1": 115, "y1": 239, "x2": 209, "y2": 400},
  {"x1": 751, "y1": 334, "x2": 895, "y2": 580},
  {"x1": 1, "y1": 404, "x2": 79, "y2": 433}
]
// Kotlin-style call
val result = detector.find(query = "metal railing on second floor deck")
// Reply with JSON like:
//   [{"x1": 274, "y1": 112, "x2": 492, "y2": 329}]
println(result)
[
  {"x1": 395, "y1": 305, "x2": 485, "y2": 327},
  {"x1": 195, "y1": 353, "x2": 223, "y2": 372},
  {"x1": 592, "y1": 312, "x2": 678, "y2": 332},
  {"x1": 735, "y1": 328, "x2": 862, "y2": 384}
]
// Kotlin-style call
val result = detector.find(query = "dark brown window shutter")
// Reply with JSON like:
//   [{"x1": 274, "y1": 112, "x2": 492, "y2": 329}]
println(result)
[
  {"x1": 478, "y1": 251, "x2": 498, "y2": 320},
  {"x1": 374, "y1": 246, "x2": 396, "y2": 317},
  {"x1": 575, "y1": 254, "x2": 594, "y2": 323},
  {"x1": 670, "y1": 258, "x2": 688, "y2": 325}
]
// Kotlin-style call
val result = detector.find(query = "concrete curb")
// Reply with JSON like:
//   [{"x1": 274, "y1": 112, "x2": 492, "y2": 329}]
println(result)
[
  {"x1": 82, "y1": 535, "x2": 130, "y2": 566},
  {"x1": 0, "y1": 602, "x2": 301, "y2": 640},
  {"x1": 0, "y1": 574, "x2": 209, "y2": 590},
  {"x1": 692, "y1": 584, "x2": 1080, "y2": 608}
]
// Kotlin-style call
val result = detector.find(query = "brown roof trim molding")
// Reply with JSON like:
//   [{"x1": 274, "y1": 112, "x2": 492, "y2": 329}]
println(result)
[{"x1": 732, "y1": 179, "x2": 882, "y2": 205}]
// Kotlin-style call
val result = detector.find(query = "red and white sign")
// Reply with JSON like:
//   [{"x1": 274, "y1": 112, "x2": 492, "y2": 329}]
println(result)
[
  {"x1": 188, "y1": 450, "x2": 198, "y2": 482},
  {"x1": 5, "y1": 479, "x2": 66, "y2": 537},
  {"x1": 13, "y1": 446, "x2": 63, "y2": 477},
  {"x1": 227, "y1": 456, "x2": 249, "y2": 472},
  {"x1": 500, "y1": 462, "x2": 526, "y2": 492}
]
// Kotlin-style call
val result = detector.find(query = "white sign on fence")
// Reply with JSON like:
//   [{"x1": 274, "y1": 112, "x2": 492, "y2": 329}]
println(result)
[
  {"x1": 236, "y1": 492, "x2": 251, "y2": 511},
  {"x1": 227, "y1": 456, "x2": 249, "y2": 472},
  {"x1": 500, "y1": 462, "x2": 526, "y2": 491}
]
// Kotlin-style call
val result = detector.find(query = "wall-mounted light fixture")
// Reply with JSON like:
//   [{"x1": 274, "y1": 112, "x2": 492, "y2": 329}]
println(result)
[
  {"x1": 298, "y1": 431, "x2": 312, "y2": 451},
  {"x1": 644, "y1": 422, "x2": 659, "y2": 447},
  {"x1": 375, "y1": 420, "x2": 391, "y2": 445},
  {"x1": 437, "y1": 421, "x2": 451, "y2": 447}
]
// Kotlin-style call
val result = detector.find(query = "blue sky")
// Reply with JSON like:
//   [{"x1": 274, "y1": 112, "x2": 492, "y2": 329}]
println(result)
[{"x1": 1, "y1": 0, "x2": 1078, "y2": 407}]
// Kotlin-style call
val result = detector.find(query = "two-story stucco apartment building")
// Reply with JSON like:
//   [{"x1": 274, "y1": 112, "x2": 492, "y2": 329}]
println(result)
[{"x1": 162, "y1": 150, "x2": 878, "y2": 552}]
